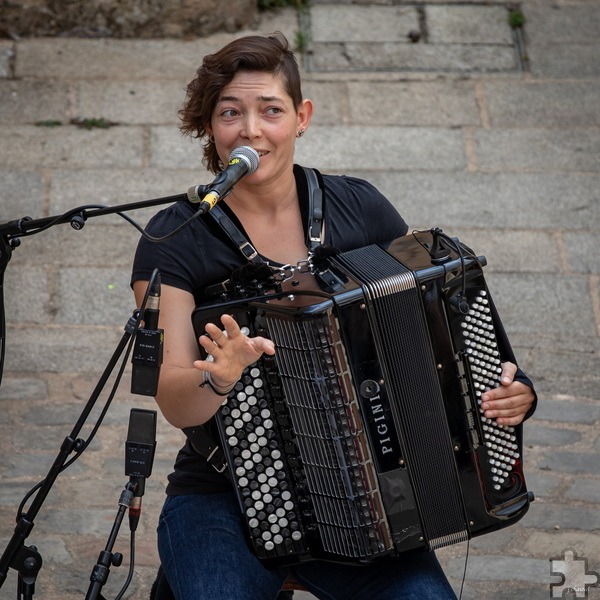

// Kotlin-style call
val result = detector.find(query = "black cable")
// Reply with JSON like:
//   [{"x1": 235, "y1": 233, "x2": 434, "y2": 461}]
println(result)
[
  {"x1": 115, "y1": 209, "x2": 207, "y2": 243},
  {"x1": 10, "y1": 205, "x2": 109, "y2": 238},
  {"x1": 12, "y1": 203, "x2": 206, "y2": 245},
  {"x1": 411, "y1": 228, "x2": 480, "y2": 302},
  {"x1": 458, "y1": 539, "x2": 470, "y2": 599},
  {"x1": 0, "y1": 272, "x2": 5, "y2": 390},
  {"x1": 114, "y1": 531, "x2": 136, "y2": 600}
]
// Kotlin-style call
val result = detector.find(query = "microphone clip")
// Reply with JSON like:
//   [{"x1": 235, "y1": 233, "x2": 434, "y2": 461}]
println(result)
[
  {"x1": 187, "y1": 184, "x2": 210, "y2": 203},
  {"x1": 131, "y1": 274, "x2": 163, "y2": 396},
  {"x1": 429, "y1": 227, "x2": 452, "y2": 264},
  {"x1": 131, "y1": 328, "x2": 163, "y2": 396}
]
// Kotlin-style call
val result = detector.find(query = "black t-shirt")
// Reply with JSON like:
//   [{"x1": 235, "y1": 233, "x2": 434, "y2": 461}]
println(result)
[{"x1": 131, "y1": 165, "x2": 409, "y2": 494}]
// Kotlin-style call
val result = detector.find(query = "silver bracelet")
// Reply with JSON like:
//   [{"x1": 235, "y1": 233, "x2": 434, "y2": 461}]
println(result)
[{"x1": 199, "y1": 371, "x2": 235, "y2": 397}]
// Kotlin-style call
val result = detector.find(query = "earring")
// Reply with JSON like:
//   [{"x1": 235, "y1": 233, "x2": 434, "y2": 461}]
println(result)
[{"x1": 297, "y1": 129, "x2": 305, "y2": 138}]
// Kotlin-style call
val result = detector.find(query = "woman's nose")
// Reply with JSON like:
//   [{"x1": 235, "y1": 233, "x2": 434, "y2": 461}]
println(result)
[{"x1": 241, "y1": 114, "x2": 261, "y2": 139}]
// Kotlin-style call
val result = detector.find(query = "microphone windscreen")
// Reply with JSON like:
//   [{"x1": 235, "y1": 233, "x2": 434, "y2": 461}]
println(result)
[
  {"x1": 311, "y1": 244, "x2": 341, "y2": 266},
  {"x1": 229, "y1": 146, "x2": 260, "y2": 175},
  {"x1": 125, "y1": 409, "x2": 157, "y2": 479},
  {"x1": 230, "y1": 263, "x2": 274, "y2": 287},
  {"x1": 127, "y1": 408, "x2": 156, "y2": 445}
]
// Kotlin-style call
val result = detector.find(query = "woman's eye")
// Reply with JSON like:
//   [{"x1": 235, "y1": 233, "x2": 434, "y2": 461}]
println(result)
[
  {"x1": 221, "y1": 109, "x2": 239, "y2": 118},
  {"x1": 265, "y1": 107, "x2": 283, "y2": 115}
]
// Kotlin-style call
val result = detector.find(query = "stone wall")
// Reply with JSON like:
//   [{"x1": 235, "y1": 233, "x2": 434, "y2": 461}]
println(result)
[{"x1": 0, "y1": 0, "x2": 259, "y2": 39}]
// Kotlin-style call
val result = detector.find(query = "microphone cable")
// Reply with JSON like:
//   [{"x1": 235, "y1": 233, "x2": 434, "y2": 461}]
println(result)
[
  {"x1": 411, "y1": 228, "x2": 482, "y2": 309},
  {"x1": 7, "y1": 201, "x2": 210, "y2": 245},
  {"x1": 113, "y1": 524, "x2": 136, "y2": 600},
  {"x1": 458, "y1": 538, "x2": 470, "y2": 599}
]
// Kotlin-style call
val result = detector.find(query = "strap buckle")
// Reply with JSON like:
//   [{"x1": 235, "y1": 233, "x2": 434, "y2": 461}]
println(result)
[
  {"x1": 239, "y1": 241, "x2": 259, "y2": 261},
  {"x1": 296, "y1": 259, "x2": 312, "y2": 273},
  {"x1": 206, "y1": 446, "x2": 228, "y2": 473}
]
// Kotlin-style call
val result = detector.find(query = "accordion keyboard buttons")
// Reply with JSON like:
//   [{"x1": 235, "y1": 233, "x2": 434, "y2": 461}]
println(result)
[
  {"x1": 220, "y1": 361, "x2": 310, "y2": 560},
  {"x1": 460, "y1": 290, "x2": 521, "y2": 492}
]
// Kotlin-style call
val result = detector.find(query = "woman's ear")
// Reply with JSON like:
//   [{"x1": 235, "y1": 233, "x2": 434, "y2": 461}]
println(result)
[{"x1": 297, "y1": 98, "x2": 314, "y2": 132}]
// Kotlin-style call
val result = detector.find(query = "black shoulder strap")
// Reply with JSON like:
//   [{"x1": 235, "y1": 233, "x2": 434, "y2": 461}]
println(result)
[
  {"x1": 208, "y1": 167, "x2": 324, "y2": 263},
  {"x1": 209, "y1": 204, "x2": 263, "y2": 264},
  {"x1": 305, "y1": 167, "x2": 324, "y2": 253}
]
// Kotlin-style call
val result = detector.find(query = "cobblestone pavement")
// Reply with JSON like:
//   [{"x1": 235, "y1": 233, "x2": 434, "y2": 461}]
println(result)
[{"x1": 1, "y1": 1, "x2": 599, "y2": 598}]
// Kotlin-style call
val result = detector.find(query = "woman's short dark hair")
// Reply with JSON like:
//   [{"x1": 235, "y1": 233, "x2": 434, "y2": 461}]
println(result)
[{"x1": 179, "y1": 33, "x2": 303, "y2": 174}]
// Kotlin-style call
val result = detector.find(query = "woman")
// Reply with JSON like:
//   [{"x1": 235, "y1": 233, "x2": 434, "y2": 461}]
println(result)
[{"x1": 132, "y1": 33, "x2": 536, "y2": 600}]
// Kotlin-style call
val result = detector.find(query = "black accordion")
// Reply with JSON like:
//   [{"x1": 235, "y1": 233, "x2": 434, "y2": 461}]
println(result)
[{"x1": 191, "y1": 230, "x2": 533, "y2": 566}]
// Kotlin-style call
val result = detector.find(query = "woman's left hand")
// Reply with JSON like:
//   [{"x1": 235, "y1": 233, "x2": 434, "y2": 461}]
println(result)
[{"x1": 479, "y1": 361, "x2": 535, "y2": 426}]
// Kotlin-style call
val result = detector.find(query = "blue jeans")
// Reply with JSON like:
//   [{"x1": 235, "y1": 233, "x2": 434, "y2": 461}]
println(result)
[{"x1": 157, "y1": 492, "x2": 457, "y2": 600}]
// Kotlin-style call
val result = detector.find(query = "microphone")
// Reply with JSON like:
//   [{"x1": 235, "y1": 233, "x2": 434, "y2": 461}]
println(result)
[
  {"x1": 187, "y1": 146, "x2": 260, "y2": 213},
  {"x1": 131, "y1": 274, "x2": 163, "y2": 396},
  {"x1": 125, "y1": 408, "x2": 157, "y2": 531}
]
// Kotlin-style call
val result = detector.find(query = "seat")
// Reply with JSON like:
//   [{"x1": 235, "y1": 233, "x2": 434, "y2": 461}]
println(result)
[{"x1": 281, "y1": 574, "x2": 307, "y2": 591}]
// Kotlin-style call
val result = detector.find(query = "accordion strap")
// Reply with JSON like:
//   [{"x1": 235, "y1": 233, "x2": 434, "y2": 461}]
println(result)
[
  {"x1": 305, "y1": 167, "x2": 324, "y2": 253},
  {"x1": 209, "y1": 205, "x2": 263, "y2": 264},
  {"x1": 182, "y1": 424, "x2": 229, "y2": 477},
  {"x1": 208, "y1": 166, "x2": 323, "y2": 264}
]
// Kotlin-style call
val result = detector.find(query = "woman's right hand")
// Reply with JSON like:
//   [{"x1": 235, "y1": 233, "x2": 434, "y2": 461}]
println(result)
[
  {"x1": 194, "y1": 313, "x2": 275, "y2": 391},
  {"x1": 134, "y1": 282, "x2": 276, "y2": 428}
]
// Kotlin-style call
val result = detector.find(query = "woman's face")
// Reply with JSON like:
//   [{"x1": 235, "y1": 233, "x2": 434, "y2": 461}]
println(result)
[{"x1": 209, "y1": 70, "x2": 312, "y2": 187}]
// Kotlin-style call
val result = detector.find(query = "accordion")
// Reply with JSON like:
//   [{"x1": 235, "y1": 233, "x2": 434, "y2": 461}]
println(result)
[{"x1": 191, "y1": 230, "x2": 533, "y2": 566}]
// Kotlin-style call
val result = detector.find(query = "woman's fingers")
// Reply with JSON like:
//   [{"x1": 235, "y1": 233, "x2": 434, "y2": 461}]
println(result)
[
  {"x1": 481, "y1": 381, "x2": 535, "y2": 425},
  {"x1": 250, "y1": 336, "x2": 276, "y2": 356},
  {"x1": 196, "y1": 314, "x2": 275, "y2": 385},
  {"x1": 499, "y1": 361, "x2": 517, "y2": 386}
]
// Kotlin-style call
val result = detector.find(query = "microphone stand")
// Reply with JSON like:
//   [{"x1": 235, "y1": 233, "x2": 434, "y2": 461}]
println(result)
[
  {"x1": 84, "y1": 481, "x2": 136, "y2": 600},
  {"x1": 0, "y1": 309, "x2": 139, "y2": 598},
  {"x1": 0, "y1": 189, "x2": 197, "y2": 248},
  {"x1": 0, "y1": 185, "x2": 208, "y2": 597}
]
